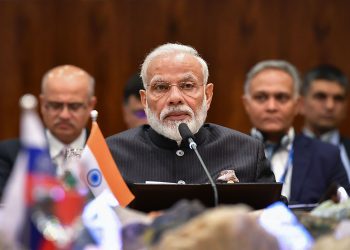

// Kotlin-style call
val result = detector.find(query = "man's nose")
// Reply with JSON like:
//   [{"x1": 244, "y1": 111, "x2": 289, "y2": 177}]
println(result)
[
  {"x1": 325, "y1": 97, "x2": 335, "y2": 110},
  {"x1": 58, "y1": 105, "x2": 72, "y2": 118},
  {"x1": 266, "y1": 98, "x2": 277, "y2": 110},
  {"x1": 167, "y1": 85, "x2": 185, "y2": 105}
]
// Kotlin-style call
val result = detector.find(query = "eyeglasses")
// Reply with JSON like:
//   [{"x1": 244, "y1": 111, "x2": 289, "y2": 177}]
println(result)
[
  {"x1": 147, "y1": 82, "x2": 204, "y2": 98},
  {"x1": 44, "y1": 101, "x2": 87, "y2": 113}
]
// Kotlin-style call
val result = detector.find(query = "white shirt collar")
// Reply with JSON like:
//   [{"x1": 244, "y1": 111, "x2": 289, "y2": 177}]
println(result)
[
  {"x1": 46, "y1": 129, "x2": 87, "y2": 159},
  {"x1": 302, "y1": 128, "x2": 340, "y2": 145}
]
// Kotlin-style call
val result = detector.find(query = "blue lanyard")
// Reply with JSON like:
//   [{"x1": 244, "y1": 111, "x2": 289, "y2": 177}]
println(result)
[{"x1": 279, "y1": 147, "x2": 294, "y2": 183}]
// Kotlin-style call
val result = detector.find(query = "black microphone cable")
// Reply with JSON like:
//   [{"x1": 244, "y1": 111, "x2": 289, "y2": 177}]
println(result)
[{"x1": 178, "y1": 123, "x2": 218, "y2": 207}]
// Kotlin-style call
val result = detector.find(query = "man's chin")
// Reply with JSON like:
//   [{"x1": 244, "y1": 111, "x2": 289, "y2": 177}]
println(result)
[
  {"x1": 258, "y1": 126, "x2": 287, "y2": 134},
  {"x1": 162, "y1": 118, "x2": 191, "y2": 127},
  {"x1": 316, "y1": 123, "x2": 337, "y2": 132}
]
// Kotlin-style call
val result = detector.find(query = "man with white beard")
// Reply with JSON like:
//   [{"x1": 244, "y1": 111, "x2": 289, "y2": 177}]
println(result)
[{"x1": 106, "y1": 43, "x2": 275, "y2": 184}]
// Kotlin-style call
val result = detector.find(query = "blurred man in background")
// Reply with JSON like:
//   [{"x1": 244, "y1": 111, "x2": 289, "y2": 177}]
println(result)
[
  {"x1": 301, "y1": 64, "x2": 350, "y2": 181},
  {"x1": 242, "y1": 60, "x2": 350, "y2": 204},
  {"x1": 0, "y1": 65, "x2": 96, "y2": 198},
  {"x1": 122, "y1": 73, "x2": 148, "y2": 129}
]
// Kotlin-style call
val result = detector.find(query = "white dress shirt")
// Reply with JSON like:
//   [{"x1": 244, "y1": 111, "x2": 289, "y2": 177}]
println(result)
[
  {"x1": 251, "y1": 127, "x2": 295, "y2": 200},
  {"x1": 269, "y1": 128, "x2": 295, "y2": 200},
  {"x1": 46, "y1": 129, "x2": 87, "y2": 176}
]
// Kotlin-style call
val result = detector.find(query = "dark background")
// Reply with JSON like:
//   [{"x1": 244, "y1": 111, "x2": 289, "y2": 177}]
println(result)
[{"x1": 1, "y1": 0, "x2": 350, "y2": 139}]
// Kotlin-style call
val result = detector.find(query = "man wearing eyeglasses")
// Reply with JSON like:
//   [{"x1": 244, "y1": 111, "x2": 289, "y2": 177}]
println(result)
[
  {"x1": 242, "y1": 60, "x2": 350, "y2": 204},
  {"x1": 106, "y1": 43, "x2": 275, "y2": 185},
  {"x1": 0, "y1": 65, "x2": 96, "y2": 198}
]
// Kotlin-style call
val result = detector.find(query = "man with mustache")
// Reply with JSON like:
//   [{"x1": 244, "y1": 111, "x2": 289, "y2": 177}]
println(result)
[
  {"x1": 0, "y1": 65, "x2": 97, "y2": 198},
  {"x1": 106, "y1": 43, "x2": 275, "y2": 185},
  {"x1": 242, "y1": 60, "x2": 350, "y2": 204}
]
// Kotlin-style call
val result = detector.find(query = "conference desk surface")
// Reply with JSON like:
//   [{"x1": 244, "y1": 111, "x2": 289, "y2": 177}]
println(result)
[{"x1": 128, "y1": 182, "x2": 282, "y2": 212}]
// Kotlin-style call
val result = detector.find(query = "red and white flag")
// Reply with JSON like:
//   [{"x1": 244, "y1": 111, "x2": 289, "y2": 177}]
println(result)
[{"x1": 81, "y1": 120, "x2": 134, "y2": 207}]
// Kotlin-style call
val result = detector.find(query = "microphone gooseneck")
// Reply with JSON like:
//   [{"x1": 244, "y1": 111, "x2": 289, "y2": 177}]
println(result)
[{"x1": 178, "y1": 123, "x2": 218, "y2": 207}]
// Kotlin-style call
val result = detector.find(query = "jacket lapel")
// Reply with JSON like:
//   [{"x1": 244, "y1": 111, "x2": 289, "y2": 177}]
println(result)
[{"x1": 290, "y1": 135, "x2": 312, "y2": 201}]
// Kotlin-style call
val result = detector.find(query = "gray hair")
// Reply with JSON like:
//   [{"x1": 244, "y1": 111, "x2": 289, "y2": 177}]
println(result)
[
  {"x1": 41, "y1": 65, "x2": 95, "y2": 97},
  {"x1": 244, "y1": 60, "x2": 301, "y2": 98},
  {"x1": 140, "y1": 43, "x2": 209, "y2": 88}
]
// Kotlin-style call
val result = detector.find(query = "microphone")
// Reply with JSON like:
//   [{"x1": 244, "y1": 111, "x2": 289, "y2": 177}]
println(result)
[{"x1": 178, "y1": 123, "x2": 218, "y2": 207}]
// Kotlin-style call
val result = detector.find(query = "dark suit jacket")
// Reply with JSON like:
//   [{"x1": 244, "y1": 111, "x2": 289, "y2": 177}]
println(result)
[
  {"x1": 290, "y1": 134, "x2": 350, "y2": 204},
  {"x1": 0, "y1": 138, "x2": 20, "y2": 198},
  {"x1": 341, "y1": 136, "x2": 350, "y2": 160}
]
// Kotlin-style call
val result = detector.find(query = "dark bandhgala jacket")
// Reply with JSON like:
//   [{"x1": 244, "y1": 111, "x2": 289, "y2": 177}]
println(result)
[{"x1": 106, "y1": 123, "x2": 275, "y2": 184}]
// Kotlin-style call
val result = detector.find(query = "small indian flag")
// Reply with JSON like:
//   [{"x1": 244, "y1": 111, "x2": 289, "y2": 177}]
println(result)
[{"x1": 81, "y1": 112, "x2": 134, "y2": 207}]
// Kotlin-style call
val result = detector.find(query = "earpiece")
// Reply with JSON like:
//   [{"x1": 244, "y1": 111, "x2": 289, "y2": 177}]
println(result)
[{"x1": 250, "y1": 128, "x2": 290, "y2": 148}]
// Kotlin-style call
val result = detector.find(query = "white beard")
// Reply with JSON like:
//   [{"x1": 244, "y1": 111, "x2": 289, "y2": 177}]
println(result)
[{"x1": 146, "y1": 97, "x2": 208, "y2": 143}]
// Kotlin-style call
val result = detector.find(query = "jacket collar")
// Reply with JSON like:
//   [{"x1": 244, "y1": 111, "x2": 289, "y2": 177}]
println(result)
[{"x1": 146, "y1": 124, "x2": 209, "y2": 150}]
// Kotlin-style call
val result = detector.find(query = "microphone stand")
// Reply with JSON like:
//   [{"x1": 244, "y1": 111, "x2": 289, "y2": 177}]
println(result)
[{"x1": 187, "y1": 137, "x2": 219, "y2": 207}]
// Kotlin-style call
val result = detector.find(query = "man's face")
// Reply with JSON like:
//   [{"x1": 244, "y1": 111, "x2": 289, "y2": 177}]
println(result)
[
  {"x1": 40, "y1": 73, "x2": 96, "y2": 144},
  {"x1": 243, "y1": 69, "x2": 299, "y2": 136},
  {"x1": 123, "y1": 95, "x2": 148, "y2": 129},
  {"x1": 140, "y1": 53, "x2": 213, "y2": 141},
  {"x1": 301, "y1": 80, "x2": 348, "y2": 133}
]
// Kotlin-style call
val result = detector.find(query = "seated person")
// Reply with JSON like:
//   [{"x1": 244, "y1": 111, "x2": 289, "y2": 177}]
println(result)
[
  {"x1": 301, "y1": 64, "x2": 350, "y2": 181},
  {"x1": 0, "y1": 65, "x2": 97, "y2": 199},
  {"x1": 106, "y1": 43, "x2": 275, "y2": 184},
  {"x1": 242, "y1": 60, "x2": 350, "y2": 204},
  {"x1": 122, "y1": 73, "x2": 148, "y2": 129}
]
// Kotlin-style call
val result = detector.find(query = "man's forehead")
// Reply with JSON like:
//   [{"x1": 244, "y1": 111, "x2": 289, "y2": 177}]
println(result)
[
  {"x1": 250, "y1": 81, "x2": 294, "y2": 94},
  {"x1": 148, "y1": 53, "x2": 202, "y2": 73},
  {"x1": 311, "y1": 80, "x2": 346, "y2": 93}
]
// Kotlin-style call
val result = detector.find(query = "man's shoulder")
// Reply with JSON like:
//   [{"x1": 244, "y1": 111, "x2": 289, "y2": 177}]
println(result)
[
  {"x1": 294, "y1": 133, "x2": 339, "y2": 154},
  {"x1": 106, "y1": 125, "x2": 148, "y2": 142},
  {"x1": 0, "y1": 138, "x2": 20, "y2": 152},
  {"x1": 0, "y1": 138, "x2": 20, "y2": 164},
  {"x1": 340, "y1": 135, "x2": 350, "y2": 155},
  {"x1": 341, "y1": 136, "x2": 350, "y2": 146}
]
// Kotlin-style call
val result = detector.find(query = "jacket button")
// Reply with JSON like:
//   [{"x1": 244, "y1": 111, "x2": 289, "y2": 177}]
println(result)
[{"x1": 176, "y1": 150, "x2": 184, "y2": 156}]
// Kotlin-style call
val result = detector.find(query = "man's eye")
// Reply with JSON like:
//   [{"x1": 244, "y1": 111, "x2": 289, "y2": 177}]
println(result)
[
  {"x1": 153, "y1": 83, "x2": 169, "y2": 92},
  {"x1": 313, "y1": 93, "x2": 327, "y2": 101},
  {"x1": 68, "y1": 103, "x2": 84, "y2": 111},
  {"x1": 180, "y1": 82, "x2": 195, "y2": 90},
  {"x1": 275, "y1": 94, "x2": 290, "y2": 103},
  {"x1": 48, "y1": 102, "x2": 62, "y2": 110},
  {"x1": 253, "y1": 95, "x2": 267, "y2": 102},
  {"x1": 334, "y1": 95, "x2": 345, "y2": 102}
]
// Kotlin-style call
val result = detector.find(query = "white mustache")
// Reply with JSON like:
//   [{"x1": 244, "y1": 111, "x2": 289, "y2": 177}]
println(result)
[{"x1": 159, "y1": 105, "x2": 194, "y2": 121}]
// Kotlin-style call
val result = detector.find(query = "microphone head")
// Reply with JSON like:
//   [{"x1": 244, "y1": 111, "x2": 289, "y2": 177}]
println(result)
[{"x1": 178, "y1": 123, "x2": 194, "y2": 140}]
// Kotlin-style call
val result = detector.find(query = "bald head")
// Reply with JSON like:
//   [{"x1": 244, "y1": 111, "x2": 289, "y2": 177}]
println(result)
[{"x1": 41, "y1": 65, "x2": 95, "y2": 97}]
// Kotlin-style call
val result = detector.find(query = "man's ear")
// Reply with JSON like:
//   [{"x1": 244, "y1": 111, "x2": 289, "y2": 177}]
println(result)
[
  {"x1": 39, "y1": 94, "x2": 45, "y2": 114},
  {"x1": 89, "y1": 96, "x2": 97, "y2": 109},
  {"x1": 140, "y1": 90, "x2": 147, "y2": 108},
  {"x1": 205, "y1": 83, "x2": 214, "y2": 110}
]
